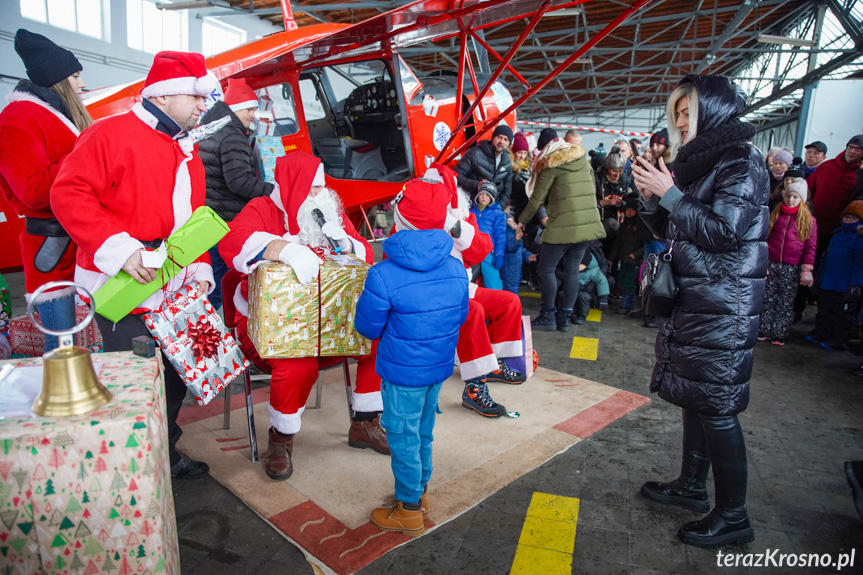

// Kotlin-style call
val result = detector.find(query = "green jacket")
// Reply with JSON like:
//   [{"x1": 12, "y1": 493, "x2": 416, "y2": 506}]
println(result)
[{"x1": 519, "y1": 145, "x2": 605, "y2": 245}]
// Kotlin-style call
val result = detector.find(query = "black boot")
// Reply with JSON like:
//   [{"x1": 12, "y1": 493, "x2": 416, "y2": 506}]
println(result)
[
  {"x1": 556, "y1": 308, "x2": 572, "y2": 332},
  {"x1": 641, "y1": 409, "x2": 710, "y2": 513},
  {"x1": 678, "y1": 414, "x2": 754, "y2": 548},
  {"x1": 532, "y1": 309, "x2": 556, "y2": 331}
]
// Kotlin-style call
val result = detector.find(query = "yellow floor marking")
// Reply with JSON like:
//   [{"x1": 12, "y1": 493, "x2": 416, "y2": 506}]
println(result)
[
  {"x1": 519, "y1": 292, "x2": 541, "y2": 299},
  {"x1": 586, "y1": 309, "x2": 602, "y2": 322},
  {"x1": 510, "y1": 493, "x2": 580, "y2": 575},
  {"x1": 569, "y1": 337, "x2": 599, "y2": 360}
]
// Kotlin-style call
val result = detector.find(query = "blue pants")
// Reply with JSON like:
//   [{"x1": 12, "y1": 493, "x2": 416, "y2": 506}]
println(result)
[
  {"x1": 208, "y1": 246, "x2": 230, "y2": 310},
  {"x1": 35, "y1": 293, "x2": 76, "y2": 353},
  {"x1": 479, "y1": 253, "x2": 503, "y2": 290},
  {"x1": 380, "y1": 379, "x2": 442, "y2": 505}
]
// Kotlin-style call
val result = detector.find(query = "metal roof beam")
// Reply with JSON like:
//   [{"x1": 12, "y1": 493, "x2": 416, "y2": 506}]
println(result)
[
  {"x1": 695, "y1": 0, "x2": 755, "y2": 73},
  {"x1": 825, "y1": 0, "x2": 863, "y2": 47}
]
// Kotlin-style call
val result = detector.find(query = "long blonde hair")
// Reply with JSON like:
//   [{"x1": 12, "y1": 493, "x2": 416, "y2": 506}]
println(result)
[
  {"x1": 666, "y1": 82, "x2": 699, "y2": 161},
  {"x1": 769, "y1": 199, "x2": 814, "y2": 243},
  {"x1": 50, "y1": 77, "x2": 92, "y2": 132}
]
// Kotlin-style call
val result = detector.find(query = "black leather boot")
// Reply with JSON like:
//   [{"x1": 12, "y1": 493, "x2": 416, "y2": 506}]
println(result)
[
  {"x1": 678, "y1": 414, "x2": 754, "y2": 548},
  {"x1": 556, "y1": 308, "x2": 573, "y2": 332},
  {"x1": 641, "y1": 409, "x2": 710, "y2": 513}
]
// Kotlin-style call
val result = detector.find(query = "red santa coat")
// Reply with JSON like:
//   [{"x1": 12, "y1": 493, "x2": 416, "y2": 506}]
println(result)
[
  {"x1": 51, "y1": 103, "x2": 213, "y2": 313},
  {"x1": 0, "y1": 91, "x2": 80, "y2": 298},
  {"x1": 219, "y1": 152, "x2": 373, "y2": 316}
]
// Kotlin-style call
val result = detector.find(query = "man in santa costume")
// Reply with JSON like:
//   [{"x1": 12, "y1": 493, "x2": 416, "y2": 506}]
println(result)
[
  {"x1": 425, "y1": 163, "x2": 526, "y2": 418},
  {"x1": 219, "y1": 150, "x2": 388, "y2": 481},
  {"x1": 51, "y1": 51, "x2": 220, "y2": 479}
]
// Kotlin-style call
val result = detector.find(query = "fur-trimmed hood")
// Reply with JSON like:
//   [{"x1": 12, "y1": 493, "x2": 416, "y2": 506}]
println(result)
[{"x1": 536, "y1": 144, "x2": 586, "y2": 171}]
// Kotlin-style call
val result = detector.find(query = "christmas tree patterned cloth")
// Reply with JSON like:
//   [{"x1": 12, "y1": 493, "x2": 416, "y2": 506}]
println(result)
[
  {"x1": 247, "y1": 255, "x2": 371, "y2": 358},
  {"x1": 0, "y1": 352, "x2": 179, "y2": 574},
  {"x1": 142, "y1": 285, "x2": 249, "y2": 406}
]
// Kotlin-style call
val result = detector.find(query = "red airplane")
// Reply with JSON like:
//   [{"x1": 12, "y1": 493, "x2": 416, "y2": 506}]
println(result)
[{"x1": 0, "y1": 0, "x2": 654, "y2": 271}]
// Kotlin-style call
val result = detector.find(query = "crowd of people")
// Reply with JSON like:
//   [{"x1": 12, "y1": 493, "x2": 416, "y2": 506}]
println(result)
[{"x1": 2, "y1": 28, "x2": 863, "y2": 549}]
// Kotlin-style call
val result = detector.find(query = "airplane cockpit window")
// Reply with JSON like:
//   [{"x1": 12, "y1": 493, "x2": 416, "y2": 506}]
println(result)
[
  {"x1": 302, "y1": 60, "x2": 410, "y2": 183},
  {"x1": 255, "y1": 82, "x2": 298, "y2": 137}
]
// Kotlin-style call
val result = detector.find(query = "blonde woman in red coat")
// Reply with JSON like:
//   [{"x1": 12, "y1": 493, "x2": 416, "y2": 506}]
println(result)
[{"x1": 0, "y1": 29, "x2": 91, "y2": 351}]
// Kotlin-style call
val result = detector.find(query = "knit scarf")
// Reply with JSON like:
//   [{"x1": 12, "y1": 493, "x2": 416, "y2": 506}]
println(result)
[
  {"x1": 14, "y1": 79, "x2": 72, "y2": 123},
  {"x1": 780, "y1": 204, "x2": 799, "y2": 215},
  {"x1": 671, "y1": 119, "x2": 757, "y2": 186}
]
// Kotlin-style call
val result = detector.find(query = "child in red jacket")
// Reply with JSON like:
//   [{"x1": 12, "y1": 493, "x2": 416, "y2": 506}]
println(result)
[{"x1": 759, "y1": 179, "x2": 817, "y2": 345}]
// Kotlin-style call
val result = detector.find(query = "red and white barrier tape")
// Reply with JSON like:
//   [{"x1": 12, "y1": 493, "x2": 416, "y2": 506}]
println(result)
[{"x1": 517, "y1": 120, "x2": 653, "y2": 138}]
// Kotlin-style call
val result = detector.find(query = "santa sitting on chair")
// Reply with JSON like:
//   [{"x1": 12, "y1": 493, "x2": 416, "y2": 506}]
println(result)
[{"x1": 219, "y1": 151, "x2": 388, "y2": 481}]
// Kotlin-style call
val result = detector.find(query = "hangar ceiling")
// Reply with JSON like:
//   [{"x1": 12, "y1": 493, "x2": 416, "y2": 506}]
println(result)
[{"x1": 195, "y1": 0, "x2": 863, "y2": 132}]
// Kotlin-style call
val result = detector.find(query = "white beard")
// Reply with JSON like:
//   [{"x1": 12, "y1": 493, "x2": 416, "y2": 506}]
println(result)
[
  {"x1": 451, "y1": 187, "x2": 472, "y2": 221},
  {"x1": 287, "y1": 187, "x2": 344, "y2": 249}
]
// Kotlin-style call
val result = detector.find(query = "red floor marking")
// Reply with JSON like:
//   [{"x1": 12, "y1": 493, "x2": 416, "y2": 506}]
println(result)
[
  {"x1": 553, "y1": 390, "x2": 650, "y2": 438},
  {"x1": 219, "y1": 444, "x2": 251, "y2": 452},
  {"x1": 554, "y1": 384, "x2": 580, "y2": 388},
  {"x1": 176, "y1": 386, "x2": 271, "y2": 426},
  {"x1": 270, "y1": 500, "x2": 434, "y2": 575},
  {"x1": 215, "y1": 437, "x2": 245, "y2": 443}
]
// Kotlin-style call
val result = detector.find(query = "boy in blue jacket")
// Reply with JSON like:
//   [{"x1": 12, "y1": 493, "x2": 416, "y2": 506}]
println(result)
[
  {"x1": 470, "y1": 181, "x2": 506, "y2": 289},
  {"x1": 501, "y1": 216, "x2": 537, "y2": 294},
  {"x1": 806, "y1": 200, "x2": 863, "y2": 351},
  {"x1": 355, "y1": 178, "x2": 469, "y2": 537}
]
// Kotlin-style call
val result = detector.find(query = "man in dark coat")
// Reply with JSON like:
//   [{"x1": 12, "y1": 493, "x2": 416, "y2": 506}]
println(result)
[
  {"x1": 455, "y1": 124, "x2": 513, "y2": 208},
  {"x1": 632, "y1": 74, "x2": 769, "y2": 549},
  {"x1": 199, "y1": 78, "x2": 274, "y2": 308}
]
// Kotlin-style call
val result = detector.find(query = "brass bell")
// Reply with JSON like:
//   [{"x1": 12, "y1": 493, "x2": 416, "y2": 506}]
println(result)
[{"x1": 28, "y1": 282, "x2": 112, "y2": 417}]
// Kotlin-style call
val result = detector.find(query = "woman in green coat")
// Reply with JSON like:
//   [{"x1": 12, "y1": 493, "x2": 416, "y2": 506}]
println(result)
[{"x1": 518, "y1": 128, "x2": 605, "y2": 332}]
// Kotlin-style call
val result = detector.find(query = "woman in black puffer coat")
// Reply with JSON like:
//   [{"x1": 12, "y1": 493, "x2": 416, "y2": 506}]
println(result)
[{"x1": 632, "y1": 74, "x2": 769, "y2": 549}]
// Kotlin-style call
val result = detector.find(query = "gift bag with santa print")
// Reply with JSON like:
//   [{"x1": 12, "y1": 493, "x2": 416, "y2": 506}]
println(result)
[{"x1": 142, "y1": 284, "x2": 250, "y2": 405}]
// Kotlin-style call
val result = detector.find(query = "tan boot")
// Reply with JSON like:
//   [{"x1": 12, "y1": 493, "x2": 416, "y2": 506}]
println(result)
[
  {"x1": 370, "y1": 501, "x2": 425, "y2": 537},
  {"x1": 348, "y1": 415, "x2": 390, "y2": 455},
  {"x1": 421, "y1": 492, "x2": 429, "y2": 520},
  {"x1": 265, "y1": 427, "x2": 293, "y2": 480}
]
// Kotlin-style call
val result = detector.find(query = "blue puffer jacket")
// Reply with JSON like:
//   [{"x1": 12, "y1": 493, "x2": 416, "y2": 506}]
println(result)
[
  {"x1": 470, "y1": 202, "x2": 507, "y2": 269},
  {"x1": 354, "y1": 229, "x2": 469, "y2": 387},
  {"x1": 501, "y1": 225, "x2": 532, "y2": 293},
  {"x1": 820, "y1": 225, "x2": 863, "y2": 292}
]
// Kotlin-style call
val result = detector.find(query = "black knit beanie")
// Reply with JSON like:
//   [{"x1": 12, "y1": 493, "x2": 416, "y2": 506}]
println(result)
[
  {"x1": 537, "y1": 127, "x2": 558, "y2": 151},
  {"x1": 492, "y1": 124, "x2": 513, "y2": 143},
  {"x1": 14, "y1": 29, "x2": 82, "y2": 88}
]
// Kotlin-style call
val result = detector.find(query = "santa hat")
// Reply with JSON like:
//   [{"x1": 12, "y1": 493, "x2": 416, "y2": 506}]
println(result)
[
  {"x1": 424, "y1": 162, "x2": 460, "y2": 209},
  {"x1": 141, "y1": 50, "x2": 219, "y2": 99},
  {"x1": 273, "y1": 151, "x2": 322, "y2": 235},
  {"x1": 393, "y1": 178, "x2": 451, "y2": 231},
  {"x1": 224, "y1": 78, "x2": 258, "y2": 112}
]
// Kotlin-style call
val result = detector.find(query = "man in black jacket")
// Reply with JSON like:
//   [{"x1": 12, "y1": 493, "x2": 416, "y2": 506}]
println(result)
[
  {"x1": 199, "y1": 78, "x2": 274, "y2": 309},
  {"x1": 455, "y1": 124, "x2": 514, "y2": 208}
]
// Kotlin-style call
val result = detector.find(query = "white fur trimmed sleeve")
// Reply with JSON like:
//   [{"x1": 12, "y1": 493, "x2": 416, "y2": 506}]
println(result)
[
  {"x1": 451, "y1": 220, "x2": 476, "y2": 252},
  {"x1": 231, "y1": 231, "x2": 283, "y2": 274},
  {"x1": 93, "y1": 232, "x2": 145, "y2": 277}
]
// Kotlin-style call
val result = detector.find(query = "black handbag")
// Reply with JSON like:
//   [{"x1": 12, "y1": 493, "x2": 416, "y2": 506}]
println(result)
[{"x1": 640, "y1": 240, "x2": 678, "y2": 317}]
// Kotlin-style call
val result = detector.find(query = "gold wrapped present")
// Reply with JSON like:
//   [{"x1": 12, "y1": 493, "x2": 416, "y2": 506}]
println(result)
[{"x1": 247, "y1": 255, "x2": 372, "y2": 358}]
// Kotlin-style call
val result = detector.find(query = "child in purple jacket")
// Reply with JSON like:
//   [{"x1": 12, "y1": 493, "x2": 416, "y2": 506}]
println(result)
[{"x1": 759, "y1": 178, "x2": 817, "y2": 345}]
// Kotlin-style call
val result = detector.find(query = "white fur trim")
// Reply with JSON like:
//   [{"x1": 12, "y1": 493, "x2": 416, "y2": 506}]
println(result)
[
  {"x1": 131, "y1": 102, "x2": 159, "y2": 129},
  {"x1": 93, "y1": 232, "x2": 145, "y2": 277},
  {"x1": 456, "y1": 352, "x2": 498, "y2": 382},
  {"x1": 171, "y1": 154, "x2": 194, "y2": 234},
  {"x1": 312, "y1": 164, "x2": 325, "y2": 187},
  {"x1": 141, "y1": 72, "x2": 217, "y2": 98},
  {"x1": 423, "y1": 168, "x2": 442, "y2": 182},
  {"x1": 232, "y1": 231, "x2": 283, "y2": 274},
  {"x1": 270, "y1": 183, "x2": 286, "y2": 214},
  {"x1": 350, "y1": 238, "x2": 367, "y2": 261},
  {"x1": 233, "y1": 283, "x2": 248, "y2": 317},
  {"x1": 468, "y1": 282, "x2": 479, "y2": 299},
  {"x1": 452, "y1": 219, "x2": 476, "y2": 252},
  {"x1": 229, "y1": 100, "x2": 258, "y2": 112},
  {"x1": 7, "y1": 91, "x2": 80, "y2": 136},
  {"x1": 268, "y1": 404, "x2": 304, "y2": 435},
  {"x1": 351, "y1": 390, "x2": 383, "y2": 412},
  {"x1": 491, "y1": 340, "x2": 522, "y2": 359},
  {"x1": 23, "y1": 286, "x2": 77, "y2": 304}
]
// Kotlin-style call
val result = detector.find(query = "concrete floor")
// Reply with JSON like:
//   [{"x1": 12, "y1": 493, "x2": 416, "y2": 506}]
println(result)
[{"x1": 5, "y1": 269, "x2": 863, "y2": 574}]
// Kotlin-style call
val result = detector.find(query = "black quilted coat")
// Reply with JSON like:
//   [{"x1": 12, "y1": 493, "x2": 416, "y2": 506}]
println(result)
[
  {"x1": 639, "y1": 75, "x2": 770, "y2": 416},
  {"x1": 455, "y1": 140, "x2": 513, "y2": 207},
  {"x1": 199, "y1": 100, "x2": 274, "y2": 222}
]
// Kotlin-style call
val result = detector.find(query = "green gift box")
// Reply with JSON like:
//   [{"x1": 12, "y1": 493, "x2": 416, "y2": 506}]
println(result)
[{"x1": 94, "y1": 206, "x2": 229, "y2": 323}]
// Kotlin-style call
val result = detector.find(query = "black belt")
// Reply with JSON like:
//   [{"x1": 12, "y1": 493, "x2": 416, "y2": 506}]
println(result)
[
  {"x1": 140, "y1": 239, "x2": 165, "y2": 250},
  {"x1": 25, "y1": 217, "x2": 69, "y2": 237}
]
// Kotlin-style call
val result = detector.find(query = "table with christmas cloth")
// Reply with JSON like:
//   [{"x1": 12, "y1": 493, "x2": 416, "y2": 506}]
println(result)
[{"x1": 0, "y1": 352, "x2": 179, "y2": 574}]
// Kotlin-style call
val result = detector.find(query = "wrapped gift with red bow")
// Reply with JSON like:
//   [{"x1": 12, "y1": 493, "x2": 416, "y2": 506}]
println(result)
[{"x1": 142, "y1": 285, "x2": 249, "y2": 405}]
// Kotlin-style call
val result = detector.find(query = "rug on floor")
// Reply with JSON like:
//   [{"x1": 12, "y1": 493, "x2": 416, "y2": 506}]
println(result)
[{"x1": 176, "y1": 366, "x2": 649, "y2": 575}]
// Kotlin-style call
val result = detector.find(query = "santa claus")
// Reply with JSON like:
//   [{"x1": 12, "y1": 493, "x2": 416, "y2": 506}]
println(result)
[
  {"x1": 418, "y1": 163, "x2": 526, "y2": 417},
  {"x1": 219, "y1": 151, "x2": 387, "y2": 480}
]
